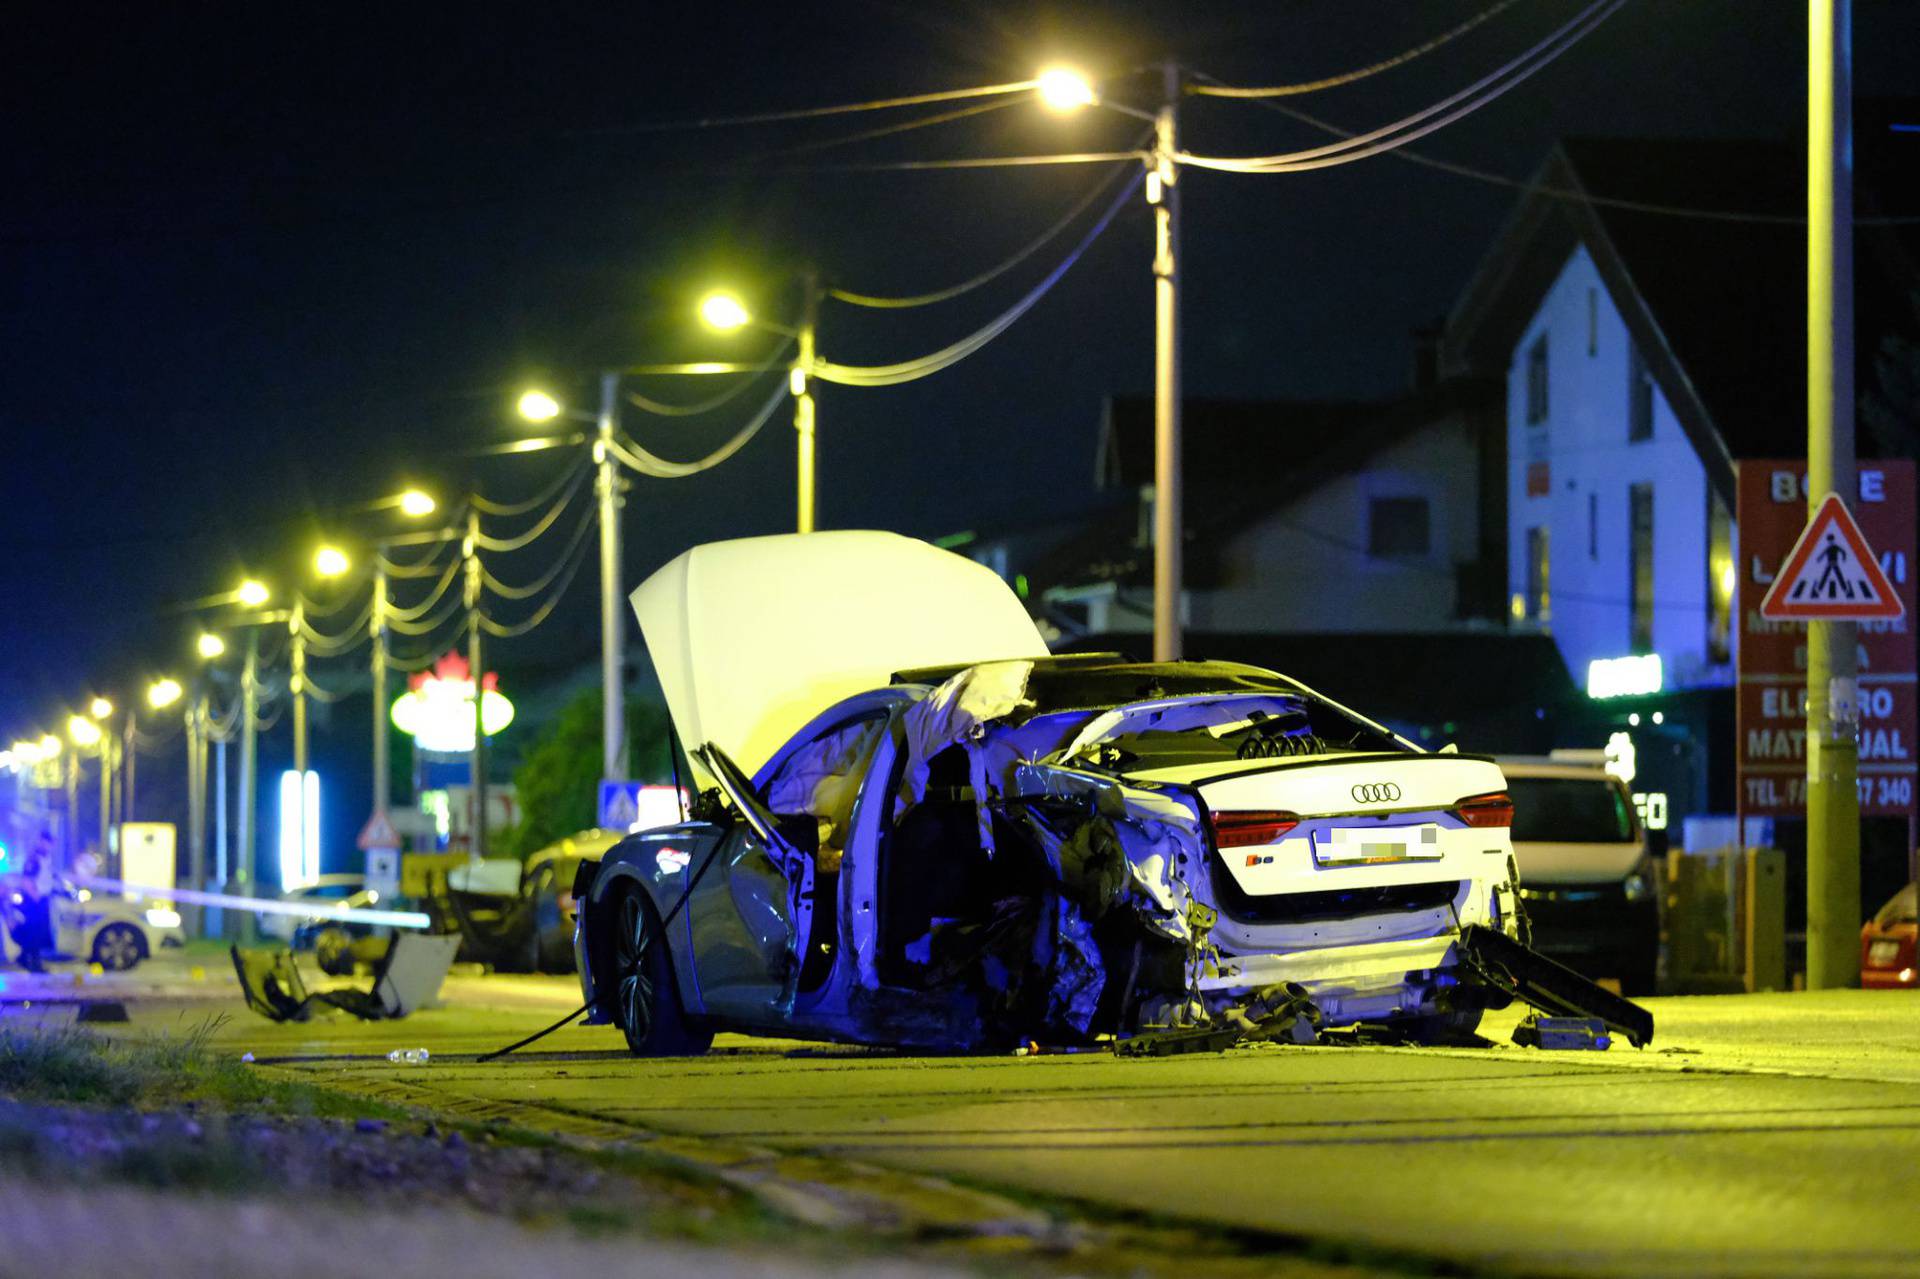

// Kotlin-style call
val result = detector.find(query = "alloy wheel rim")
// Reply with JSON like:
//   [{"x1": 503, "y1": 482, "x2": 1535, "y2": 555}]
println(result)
[
  {"x1": 615, "y1": 896, "x2": 654, "y2": 1044},
  {"x1": 100, "y1": 928, "x2": 137, "y2": 969}
]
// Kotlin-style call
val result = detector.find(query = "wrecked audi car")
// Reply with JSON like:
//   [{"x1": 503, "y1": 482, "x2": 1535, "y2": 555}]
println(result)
[{"x1": 575, "y1": 531, "x2": 1652, "y2": 1055}]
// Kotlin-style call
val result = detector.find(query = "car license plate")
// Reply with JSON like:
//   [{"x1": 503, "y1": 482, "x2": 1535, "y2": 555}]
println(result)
[
  {"x1": 1313, "y1": 824, "x2": 1443, "y2": 867},
  {"x1": 1870, "y1": 939, "x2": 1900, "y2": 965}
]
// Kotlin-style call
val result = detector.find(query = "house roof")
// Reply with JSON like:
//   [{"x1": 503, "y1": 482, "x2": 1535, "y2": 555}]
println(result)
[
  {"x1": 1443, "y1": 131, "x2": 1920, "y2": 506},
  {"x1": 1037, "y1": 378, "x2": 1500, "y2": 599}
]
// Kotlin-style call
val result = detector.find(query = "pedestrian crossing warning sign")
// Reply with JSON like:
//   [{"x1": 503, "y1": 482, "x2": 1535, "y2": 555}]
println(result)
[{"x1": 1758, "y1": 492, "x2": 1905, "y2": 621}]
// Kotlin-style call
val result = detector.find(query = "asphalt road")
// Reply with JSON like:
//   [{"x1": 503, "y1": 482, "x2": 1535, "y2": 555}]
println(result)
[{"x1": 58, "y1": 956, "x2": 1920, "y2": 1279}]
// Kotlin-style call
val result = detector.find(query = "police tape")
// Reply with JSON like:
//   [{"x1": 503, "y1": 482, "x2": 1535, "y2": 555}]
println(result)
[{"x1": 75, "y1": 877, "x2": 432, "y2": 929}]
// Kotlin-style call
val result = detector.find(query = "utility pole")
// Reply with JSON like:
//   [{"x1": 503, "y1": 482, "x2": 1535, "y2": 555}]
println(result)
[
  {"x1": 596, "y1": 371, "x2": 628, "y2": 782},
  {"x1": 289, "y1": 599, "x2": 309, "y2": 884},
  {"x1": 370, "y1": 563, "x2": 389, "y2": 820},
  {"x1": 794, "y1": 273, "x2": 821, "y2": 534},
  {"x1": 1151, "y1": 62, "x2": 1184, "y2": 662},
  {"x1": 235, "y1": 628, "x2": 258, "y2": 940},
  {"x1": 466, "y1": 507, "x2": 489, "y2": 859},
  {"x1": 63, "y1": 750, "x2": 78, "y2": 871},
  {"x1": 212, "y1": 729, "x2": 228, "y2": 937},
  {"x1": 97, "y1": 729, "x2": 113, "y2": 871},
  {"x1": 122, "y1": 717, "x2": 136, "y2": 827},
  {"x1": 1805, "y1": 0, "x2": 1860, "y2": 988},
  {"x1": 185, "y1": 690, "x2": 207, "y2": 935}
]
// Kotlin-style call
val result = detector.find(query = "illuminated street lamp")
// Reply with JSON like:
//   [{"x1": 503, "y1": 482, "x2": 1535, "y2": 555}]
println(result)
[
  {"x1": 697, "y1": 280, "x2": 819, "y2": 535},
  {"x1": 146, "y1": 678, "x2": 183, "y2": 710},
  {"x1": 1035, "y1": 66, "x2": 1097, "y2": 113},
  {"x1": 516, "y1": 389, "x2": 562, "y2": 423},
  {"x1": 398, "y1": 488, "x2": 436, "y2": 518},
  {"x1": 1037, "y1": 61, "x2": 1183, "y2": 660},
  {"x1": 236, "y1": 579, "x2": 270, "y2": 608},
  {"x1": 196, "y1": 632, "x2": 226, "y2": 659},
  {"x1": 514, "y1": 377, "x2": 635, "y2": 788},
  {"x1": 313, "y1": 545, "x2": 350, "y2": 578},
  {"x1": 697, "y1": 290, "x2": 753, "y2": 333},
  {"x1": 67, "y1": 715, "x2": 101, "y2": 748},
  {"x1": 89, "y1": 696, "x2": 113, "y2": 720}
]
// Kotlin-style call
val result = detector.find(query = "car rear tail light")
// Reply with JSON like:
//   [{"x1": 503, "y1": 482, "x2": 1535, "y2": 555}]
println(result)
[
  {"x1": 1456, "y1": 792, "x2": 1514, "y2": 828},
  {"x1": 1209, "y1": 810, "x2": 1302, "y2": 848}
]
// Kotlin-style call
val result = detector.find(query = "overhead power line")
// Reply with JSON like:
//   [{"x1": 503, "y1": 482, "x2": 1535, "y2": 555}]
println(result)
[
  {"x1": 1227, "y1": 85, "x2": 1920, "y2": 226},
  {"x1": 578, "y1": 79, "x2": 1039, "y2": 137},
  {"x1": 609, "y1": 376, "x2": 793, "y2": 479},
  {"x1": 1191, "y1": 0, "x2": 1530, "y2": 99},
  {"x1": 470, "y1": 454, "x2": 592, "y2": 516},
  {"x1": 812, "y1": 170, "x2": 1142, "y2": 388},
  {"x1": 828, "y1": 158, "x2": 1140, "y2": 310},
  {"x1": 384, "y1": 556, "x2": 461, "y2": 622},
  {"x1": 1179, "y1": 0, "x2": 1625, "y2": 174},
  {"x1": 478, "y1": 531, "x2": 596, "y2": 639},
  {"x1": 483, "y1": 508, "x2": 596, "y2": 600},
  {"x1": 473, "y1": 464, "x2": 590, "y2": 552},
  {"x1": 626, "y1": 339, "x2": 794, "y2": 417},
  {"x1": 764, "y1": 149, "x2": 1149, "y2": 174}
]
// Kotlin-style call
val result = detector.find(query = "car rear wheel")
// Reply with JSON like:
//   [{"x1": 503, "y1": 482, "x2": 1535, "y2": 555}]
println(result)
[
  {"x1": 610, "y1": 889, "x2": 710, "y2": 1057},
  {"x1": 92, "y1": 922, "x2": 146, "y2": 972}
]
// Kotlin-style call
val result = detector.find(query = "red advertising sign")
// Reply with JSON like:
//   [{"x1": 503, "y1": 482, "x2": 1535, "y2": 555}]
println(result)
[{"x1": 1736, "y1": 461, "x2": 1917, "y2": 818}]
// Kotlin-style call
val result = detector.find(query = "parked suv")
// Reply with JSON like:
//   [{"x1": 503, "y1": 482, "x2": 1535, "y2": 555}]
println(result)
[{"x1": 1496, "y1": 757, "x2": 1659, "y2": 994}]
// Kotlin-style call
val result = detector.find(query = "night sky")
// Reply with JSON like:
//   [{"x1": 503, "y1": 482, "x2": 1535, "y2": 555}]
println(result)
[{"x1": 8, "y1": 0, "x2": 1920, "y2": 739}]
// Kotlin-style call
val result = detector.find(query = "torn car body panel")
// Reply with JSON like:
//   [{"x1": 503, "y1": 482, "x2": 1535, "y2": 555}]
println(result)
[{"x1": 581, "y1": 533, "x2": 1651, "y2": 1053}]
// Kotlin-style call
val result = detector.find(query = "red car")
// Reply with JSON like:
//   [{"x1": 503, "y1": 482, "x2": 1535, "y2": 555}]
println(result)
[{"x1": 1861, "y1": 883, "x2": 1917, "y2": 989}]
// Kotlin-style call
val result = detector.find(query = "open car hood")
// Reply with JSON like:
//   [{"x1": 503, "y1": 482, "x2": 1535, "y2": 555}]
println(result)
[{"x1": 631, "y1": 531, "x2": 1049, "y2": 779}]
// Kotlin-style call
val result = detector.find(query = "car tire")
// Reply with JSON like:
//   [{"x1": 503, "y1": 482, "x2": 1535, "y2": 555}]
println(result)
[
  {"x1": 1394, "y1": 1008, "x2": 1485, "y2": 1045},
  {"x1": 609, "y1": 888, "x2": 710, "y2": 1057},
  {"x1": 92, "y1": 922, "x2": 147, "y2": 972}
]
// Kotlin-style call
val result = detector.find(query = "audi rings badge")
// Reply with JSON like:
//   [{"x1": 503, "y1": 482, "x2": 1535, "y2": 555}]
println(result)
[{"x1": 1350, "y1": 782, "x2": 1402, "y2": 804}]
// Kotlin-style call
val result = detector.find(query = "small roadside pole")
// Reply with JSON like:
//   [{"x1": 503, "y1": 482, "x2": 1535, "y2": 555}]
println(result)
[{"x1": 1802, "y1": 0, "x2": 1862, "y2": 988}]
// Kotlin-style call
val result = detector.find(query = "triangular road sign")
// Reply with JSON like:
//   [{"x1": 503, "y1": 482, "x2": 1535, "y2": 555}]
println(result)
[
  {"x1": 1758, "y1": 492, "x2": 1905, "y2": 621},
  {"x1": 357, "y1": 809, "x2": 402, "y2": 851}
]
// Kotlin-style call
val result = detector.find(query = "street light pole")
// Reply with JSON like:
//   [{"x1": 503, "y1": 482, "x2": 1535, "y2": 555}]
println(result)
[
  {"x1": 795, "y1": 273, "x2": 821, "y2": 534},
  {"x1": 465, "y1": 507, "x2": 489, "y2": 859},
  {"x1": 289, "y1": 598, "x2": 310, "y2": 884},
  {"x1": 235, "y1": 627, "x2": 259, "y2": 940},
  {"x1": 1805, "y1": 0, "x2": 1860, "y2": 989},
  {"x1": 1151, "y1": 62, "x2": 1183, "y2": 662},
  {"x1": 371, "y1": 562, "x2": 389, "y2": 819},
  {"x1": 596, "y1": 371, "x2": 628, "y2": 782}
]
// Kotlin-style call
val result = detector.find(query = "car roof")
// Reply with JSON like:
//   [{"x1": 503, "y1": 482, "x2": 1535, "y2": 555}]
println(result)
[{"x1": 1495, "y1": 757, "x2": 1623, "y2": 782}]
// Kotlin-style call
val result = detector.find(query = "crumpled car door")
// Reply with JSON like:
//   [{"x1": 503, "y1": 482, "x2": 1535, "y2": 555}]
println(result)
[{"x1": 696, "y1": 743, "x2": 810, "y2": 1004}]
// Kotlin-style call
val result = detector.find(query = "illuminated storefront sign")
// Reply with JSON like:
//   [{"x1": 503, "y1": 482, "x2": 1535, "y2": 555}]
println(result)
[
  {"x1": 390, "y1": 653, "x2": 515, "y2": 754},
  {"x1": 1587, "y1": 654, "x2": 1663, "y2": 699}
]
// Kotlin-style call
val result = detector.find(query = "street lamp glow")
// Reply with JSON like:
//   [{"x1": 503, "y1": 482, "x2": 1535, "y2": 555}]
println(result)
[
  {"x1": 313, "y1": 545, "x2": 350, "y2": 578},
  {"x1": 89, "y1": 697, "x2": 113, "y2": 720},
  {"x1": 517, "y1": 389, "x2": 562, "y2": 422},
  {"x1": 698, "y1": 291, "x2": 752, "y2": 333},
  {"x1": 398, "y1": 488, "x2": 436, "y2": 518},
  {"x1": 147, "y1": 678, "x2": 183, "y2": 710},
  {"x1": 236, "y1": 579, "x2": 270, "y2": 608},
  {"x1": 39, "y1": 734, "x2": 61, "y2": 758},
  {"x1": 1035, "y1": 66, "x2": 1096, "y2": 113},
  {"x1": 197, "y1": 632, "x2": 227, "y2": 660},
  {"x1": 68, "y1": 715, "x2": 101, "y2": 748}
]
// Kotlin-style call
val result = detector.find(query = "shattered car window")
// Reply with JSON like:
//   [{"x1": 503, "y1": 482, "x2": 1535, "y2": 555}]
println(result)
[
  {"x1": 1060, "y1": 693, "x2": 1406, "y2": 771},
  {"x1": 764, "y1": 715, "x2": 888, "y2": 870}
]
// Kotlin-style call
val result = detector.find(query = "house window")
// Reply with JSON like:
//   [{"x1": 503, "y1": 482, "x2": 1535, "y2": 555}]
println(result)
[
  {"x1": 1526, "y1": 525, "x2": 1551, "y2": 626},
  {"x1": 1587, "y1": 288, "x2": 1598, "y2": 356},
  {"x1": 1588, "y1": 491, "x2": 1599, "y2": 560},
  {"x1": 1368, "y1": 497, "x2": 1431, "y2": 558},
  {"x1": 1708, "y1": 492, "x2": 1733, "y2": 664},
  {"x1": 1525, "y1": 334, "x2": 1550, "y2": 425},
  {"x1": 1630, "y1": 483, "x2": 1655, "y2": 652},
  {"x1": 1628, "y1": 343, "x2": 1655, "y2": 442}
]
